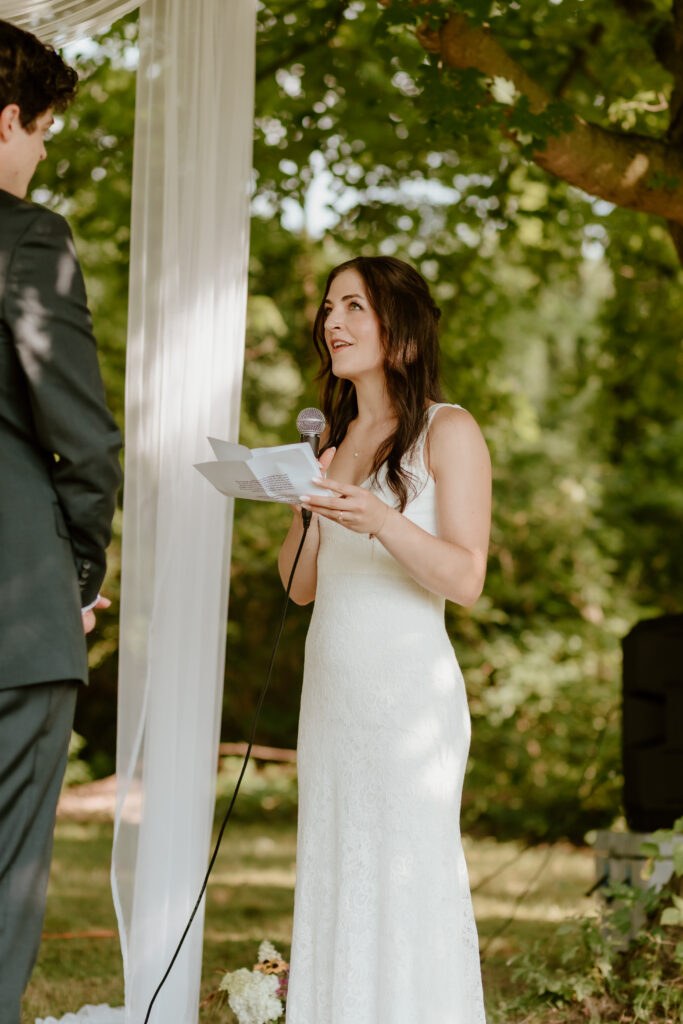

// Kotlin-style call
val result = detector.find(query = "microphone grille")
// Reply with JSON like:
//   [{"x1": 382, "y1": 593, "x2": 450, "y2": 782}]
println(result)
[{"x1": 296, "y1": 407, "x2": 326, "y2": 435}]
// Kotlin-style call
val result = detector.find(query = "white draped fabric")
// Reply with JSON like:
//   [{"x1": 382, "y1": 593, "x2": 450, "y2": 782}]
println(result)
[
  {"x1": 112, "y1": 2, "x2": 255, "y2": 1022},
  {"x1": 0, "y1": 1, "x2": 141, "y2": 42},
  {"x1": 0, "y1": 1, "x2": 257, "y2": 1023}
]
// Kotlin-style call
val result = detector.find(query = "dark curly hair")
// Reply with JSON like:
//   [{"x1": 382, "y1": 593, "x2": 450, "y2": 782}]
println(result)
[
  {"x1": 0, "y1": 20, "x2": 78, "y2": 129},
  {"x1": 313, "y1": 256, "x2": 444, "y2": 512}
]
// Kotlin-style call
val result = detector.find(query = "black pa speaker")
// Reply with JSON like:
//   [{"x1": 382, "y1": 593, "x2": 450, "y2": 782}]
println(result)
[{"x1": 622, "y1": 614, "x2": 683, "y2": 832}]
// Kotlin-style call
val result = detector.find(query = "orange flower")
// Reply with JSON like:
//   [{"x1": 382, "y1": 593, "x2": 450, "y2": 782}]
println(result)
[{"x1": 254, "y1": 957, "x2": 289, "y2": 976}]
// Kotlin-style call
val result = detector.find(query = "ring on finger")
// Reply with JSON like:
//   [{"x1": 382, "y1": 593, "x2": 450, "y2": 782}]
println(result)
[{"x1": 337, "y1": 511, "x2": 344, "y2": 522}]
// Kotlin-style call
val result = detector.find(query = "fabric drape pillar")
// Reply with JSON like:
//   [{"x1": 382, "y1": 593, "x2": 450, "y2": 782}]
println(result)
[
  {"x1": 0, "y1": 1, "x2": 142, "y2": 40},
  {"x1": 0, "y1": 3, "x2": 256, "y2": 1020},
  {"x1": 112, "y1": 2, "x2": 256, "y2": 1022}
]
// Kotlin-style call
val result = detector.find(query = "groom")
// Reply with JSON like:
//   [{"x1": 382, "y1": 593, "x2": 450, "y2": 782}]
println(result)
[{"x1": 0, "y1": 20, "x2": 121, "y2": 1024}]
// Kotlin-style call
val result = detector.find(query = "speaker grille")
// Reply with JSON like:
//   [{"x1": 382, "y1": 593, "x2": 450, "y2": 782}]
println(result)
[{"x1": 622, "y1": 614, "x2": 683, "y2": 831}]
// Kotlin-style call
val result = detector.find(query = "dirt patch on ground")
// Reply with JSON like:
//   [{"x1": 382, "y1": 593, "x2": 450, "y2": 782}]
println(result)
[
  {"x1": 57, "y1": 775, "x2": 117, "y2": 821},
  {"x1": 56, "y1": 744, "x2": 297, "y2": 822}
]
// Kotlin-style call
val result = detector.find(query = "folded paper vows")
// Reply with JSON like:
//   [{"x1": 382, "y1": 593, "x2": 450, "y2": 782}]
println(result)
[{"x1": 195, "y1": 439, "x2": 333, "y2": 504}]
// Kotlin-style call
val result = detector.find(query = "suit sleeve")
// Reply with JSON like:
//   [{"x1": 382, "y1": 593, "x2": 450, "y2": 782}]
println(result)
[{"x1": 5, "y1": 208, "x2": 122, "y2": 607}]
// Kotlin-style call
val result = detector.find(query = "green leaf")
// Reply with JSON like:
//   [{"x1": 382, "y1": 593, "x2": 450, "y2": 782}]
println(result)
[
  {"x1": 674, "y1": 844, "x2": 683, "y2": 876},
  {"x1": 648, "y1": 169, "x2": 681, "y2": 191}
]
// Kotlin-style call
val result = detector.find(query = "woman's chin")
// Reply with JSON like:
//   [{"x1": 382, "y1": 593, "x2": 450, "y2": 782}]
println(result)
[
  {"x1": 330, "y1": 361, "x2": 354, "y2": 381},
  {"x1": 330, "y1": 361, "x2": 380, "y2": 384}
]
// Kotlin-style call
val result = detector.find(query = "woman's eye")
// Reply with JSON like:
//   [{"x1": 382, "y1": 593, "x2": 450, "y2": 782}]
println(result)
[{"x1": 349, "y1": 301, "x2": 361, "y2": 310}]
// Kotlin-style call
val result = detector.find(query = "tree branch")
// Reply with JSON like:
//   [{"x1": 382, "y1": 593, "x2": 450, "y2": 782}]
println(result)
[
  {"x1": 612, "y1": 0, "x2": 677, "y2": 73},
  {"x1": 256, "y1": 0, "x2": 350, "y2": 82},
  {"x1": 417, "y1": 13, "x2": 683, "y2": 227},
  {"x1": 667, "y1": 0, "x2": 683, "y2": 144},
  {"x1": 553, "y1": 24, "x2": 604, "y2": 98}
]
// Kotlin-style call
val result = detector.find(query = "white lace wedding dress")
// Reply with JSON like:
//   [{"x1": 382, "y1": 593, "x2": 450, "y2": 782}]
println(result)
[{"x1": 286, "y1": 404, "x2": 487, "y2": 1024}]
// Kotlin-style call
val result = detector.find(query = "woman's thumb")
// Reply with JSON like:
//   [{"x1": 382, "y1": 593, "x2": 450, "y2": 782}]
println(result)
[{"x1": 319, "y1": 446, "x2": 336, "y2": 471}]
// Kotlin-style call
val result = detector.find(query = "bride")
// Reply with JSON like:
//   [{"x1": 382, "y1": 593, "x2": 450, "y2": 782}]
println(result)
[{"x1": 279, "y1": 255, "x2": 492, "y2": 1023}]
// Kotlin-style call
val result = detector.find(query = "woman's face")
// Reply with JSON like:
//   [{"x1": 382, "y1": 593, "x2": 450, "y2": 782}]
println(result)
[{"x1": 323, "y1": 268, "x2": 384, "y2": 381}]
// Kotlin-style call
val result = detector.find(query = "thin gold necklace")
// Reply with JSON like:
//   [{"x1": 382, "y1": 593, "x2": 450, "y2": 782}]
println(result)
[{"x1": 350, "y1": 414, "x2": 394, "y2": 459}]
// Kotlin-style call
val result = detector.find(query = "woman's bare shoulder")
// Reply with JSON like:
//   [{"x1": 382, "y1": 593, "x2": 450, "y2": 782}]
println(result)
[{"x1": 428, "y1": 404, "x2": 490, "y2": 475}]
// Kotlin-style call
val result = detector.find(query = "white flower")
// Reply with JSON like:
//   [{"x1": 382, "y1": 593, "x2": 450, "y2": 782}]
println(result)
[
  {"x1": 489, "y1": 76, "x2": 519, "y2": 105},
  {"x1": 257, "y1": 939, "x2": 282, "y2": 963},
  {"x1": 219, "y1": 967, "x2": 283, "y2": 1024}
]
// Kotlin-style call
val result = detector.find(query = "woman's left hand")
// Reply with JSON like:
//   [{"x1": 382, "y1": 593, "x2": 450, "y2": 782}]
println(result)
[{"x1": 300, "y1": 476, "x2": 391, "y2": 536}]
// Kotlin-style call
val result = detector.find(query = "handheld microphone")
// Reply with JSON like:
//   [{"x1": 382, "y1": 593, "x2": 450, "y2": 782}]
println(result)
[{"x1": 296, "y1": 407, "x2": 326, "y2": 526}]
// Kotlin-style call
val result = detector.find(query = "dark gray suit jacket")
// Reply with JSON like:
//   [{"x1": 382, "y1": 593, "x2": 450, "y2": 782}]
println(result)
[{"x1": 0, "y1": 188, "x2": 122, "y2": 688}]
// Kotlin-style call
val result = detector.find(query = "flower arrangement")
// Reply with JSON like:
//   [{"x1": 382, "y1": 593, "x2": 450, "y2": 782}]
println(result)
[{"x1": 205, "y1": 940, "x2": 289, "y2": 1024}]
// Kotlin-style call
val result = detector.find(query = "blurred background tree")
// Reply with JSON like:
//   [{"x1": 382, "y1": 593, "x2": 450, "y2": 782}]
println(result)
[{"x1": 32, "y1": 0, "x2": 683, "y2": 841}]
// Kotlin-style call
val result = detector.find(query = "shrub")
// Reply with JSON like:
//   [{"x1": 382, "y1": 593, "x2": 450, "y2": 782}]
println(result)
[{"x1": 495, "y1": 820, "x2": 683, "y2": 1023}]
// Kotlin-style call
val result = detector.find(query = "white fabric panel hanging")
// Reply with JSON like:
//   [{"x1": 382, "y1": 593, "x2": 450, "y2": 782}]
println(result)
[
  {"x1": 2, "y1": 3, "x2": 256, "y2": 1022},
  {"x1": 21, "y1": 0, "x2": 256, "y2": 1022},
  {"x1": 0, "y1": 0, "x2": 142, "y2": 43},
  {"x1": 112, "y1": 2, "x2": 256, "y2": 1023}
]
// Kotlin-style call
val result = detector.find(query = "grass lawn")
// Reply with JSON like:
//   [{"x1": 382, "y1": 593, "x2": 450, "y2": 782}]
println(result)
[{"x1": 24, "y1": 761, "x2": 599, "y2": 1023}]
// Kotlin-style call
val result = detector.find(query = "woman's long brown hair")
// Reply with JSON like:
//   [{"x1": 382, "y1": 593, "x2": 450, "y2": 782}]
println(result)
[{"x1": 313, "y1": 256, "x2": 444, "y2": 512}]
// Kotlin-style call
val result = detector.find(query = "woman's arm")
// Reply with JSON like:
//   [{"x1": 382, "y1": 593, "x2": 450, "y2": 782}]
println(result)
[
  {"x1": 299, "y1": 408, "x2": 491, "y2": 607},
  {"x1": 278, "y1": 510, "x2": 321, "y2": 605},
  {"x1": 277, "y1": 446, "x2": 336, "y2": 605}
]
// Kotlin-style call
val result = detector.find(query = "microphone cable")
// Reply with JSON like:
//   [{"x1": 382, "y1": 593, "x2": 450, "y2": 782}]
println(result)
[{"x1": 143, "y1": 516, "x2": 311, "y2": 1024}]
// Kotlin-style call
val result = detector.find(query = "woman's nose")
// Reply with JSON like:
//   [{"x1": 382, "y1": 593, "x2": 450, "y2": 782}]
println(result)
[{"x1": 326, "y1": 308, "x2": 343, "y2": 330}]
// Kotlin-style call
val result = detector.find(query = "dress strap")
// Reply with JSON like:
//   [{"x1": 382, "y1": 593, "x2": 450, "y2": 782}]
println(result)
[
  {"x1": 419, "y1": 402, "x2": 463, "y2": 446},
  {"x1": 412, "y1": 403, "x2": 464, "y2": 480}
]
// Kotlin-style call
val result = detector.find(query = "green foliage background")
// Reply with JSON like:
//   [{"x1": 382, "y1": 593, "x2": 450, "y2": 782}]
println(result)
[{"x1": 32, "y1": 1, "x2": 683, "y2": 842}]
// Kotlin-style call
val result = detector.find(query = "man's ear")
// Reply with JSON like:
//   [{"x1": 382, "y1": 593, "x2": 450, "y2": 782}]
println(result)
[{"x1": 0, "y1": 104, "x2": 22, "y2": 142}]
